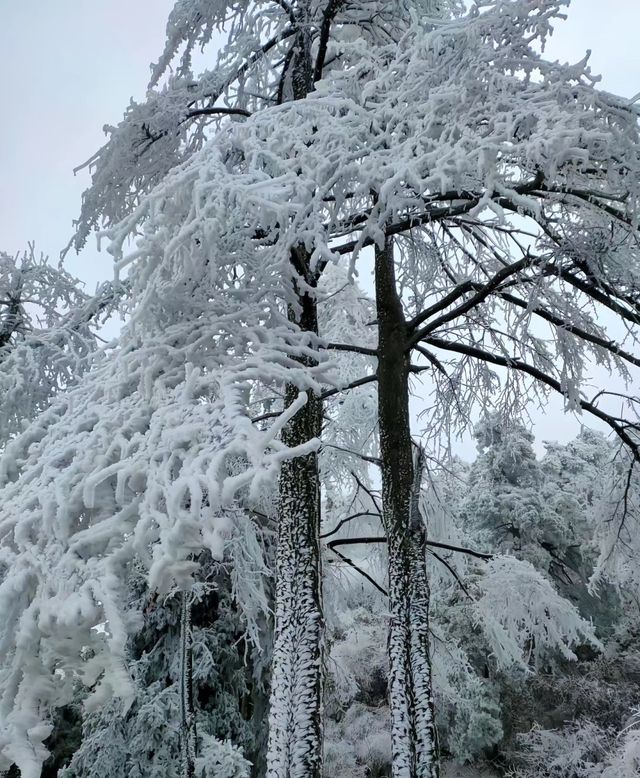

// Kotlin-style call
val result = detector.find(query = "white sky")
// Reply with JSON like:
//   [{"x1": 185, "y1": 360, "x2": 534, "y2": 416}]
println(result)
[{"x1": 1, "y1": 0, "x2": 639, "y2": 454}]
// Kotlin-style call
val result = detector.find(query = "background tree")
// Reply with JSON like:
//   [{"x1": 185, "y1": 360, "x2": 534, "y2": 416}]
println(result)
[
  {"x1": 58, "y1": 558, "x2": 255, "y2": 778},
  {"x1": 319, "y1": 421, "x2": 632, "y2": 776},
  {"x1": 0, "y1": 246, "x2": 116, "y2": 446},
  {"x1": 0, "y1": 247, "x2": 120, "y2": 777}
]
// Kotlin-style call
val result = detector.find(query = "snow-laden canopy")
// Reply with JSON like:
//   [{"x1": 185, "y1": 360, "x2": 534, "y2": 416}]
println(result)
[
  {"x1": 104, "y1": 0, "x2": 640, "y2": 431},
  {"x1": 0, "y1": 249, "x2": 115, "y2": 445},
  {"x1": 72, "y1": 0, "x2": 460, "y2": 248},
  {"x1": 3, "y1": 0, "x2": 640, "y2": 774},
  {"x1": 0, "y1": 171, "x2": 338, "y2": 774}
]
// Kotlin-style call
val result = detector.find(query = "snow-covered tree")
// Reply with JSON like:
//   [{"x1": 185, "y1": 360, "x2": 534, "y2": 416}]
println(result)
[
  {"x1": 460, "y1": 416, "x2": 600, "y2": 597},
  {"x1": 0, "y1": 247, "x2": 116, "y2": 445},
  {"x1": 4, "y1": 0, "x2": 640, "y2": 776},
  {"x1": 320, "y1": 436, "x2": 610, "y2": 773},
  {"x1": 58, "y1": 559, "x2": 255, "y2": 778},
  {"x1": 0, "y1": 195, "x2": 332, "y2": 775},
  {"x1": 508, "y1": 708, "x2": 640, "y2": 778}
]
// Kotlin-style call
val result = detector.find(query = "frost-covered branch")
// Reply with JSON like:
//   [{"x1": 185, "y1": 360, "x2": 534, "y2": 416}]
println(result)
[{"x1": 424, "y1": 335, "x2": 640, "y2": 460}]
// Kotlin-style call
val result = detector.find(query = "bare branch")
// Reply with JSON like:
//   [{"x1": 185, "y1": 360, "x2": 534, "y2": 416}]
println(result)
[
  {"x1": 327, "y1": 544, "x2": 387, "y2": 596},
  {"x1": 326, "y1": 342, "x2": 378, "y2": 357},
  {"x1": 322, "y1": 442, "x2": 381, "y2": 466},
  {"x1": 251, "y1": 373, "x2": 377, "y2": 423},
  {"x1": 320, "y1": 512, "x2": 382, "y2": 540},
  {"x1": 427, "y1": 549, "x2": 473, "y2": 599},
  {"x1": 186, "y1": 107, "x2": 252, "y2": 120},
  {"x1": 409, "y1": 254, "x2": 536, "y2": 347},
  {"x1": 327, "y1": 536, "x2": 493, "y2": 560},
  {"x1": 350, "y1": 470, "x2": 382, "y2": 514},
  {"x1": 319, "y1": 373, "x2": 378, "y2": 402}
]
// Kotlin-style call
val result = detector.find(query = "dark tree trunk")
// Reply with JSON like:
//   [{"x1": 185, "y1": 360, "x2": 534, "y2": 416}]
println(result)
[
  {"x1": 179, "y1": 592, "x2": 196, "y2": 778},
  {"x1": 375, "y1": 236, "x2": 439, "y2": 778}
]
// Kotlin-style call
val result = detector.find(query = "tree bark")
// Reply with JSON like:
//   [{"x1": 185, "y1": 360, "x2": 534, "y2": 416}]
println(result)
[
  {"x1": 266, "y1": 266, "x2": 324, "y2": 778},
  {"x1": 179, "y1": 592, "x2": 196, "y2": 778},
  {"x1": 375, "y1": 235, "x2": 439, "y2": 778},
  {"x1": 266, "y1": 6, "x2": 327, "y2": 773}
]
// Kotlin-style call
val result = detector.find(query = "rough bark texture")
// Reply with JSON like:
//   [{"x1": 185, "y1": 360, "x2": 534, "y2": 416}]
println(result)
[
  {"x1": 266, "y1": 273, "x2": 324, "y2": 778},
  {"x1": 266, "y1": 8, "x2": 326, "y2": 773},
  {"x1": 375, "y1": 236, "x2": 439, "y2": 778},
  {"x1": 179, "y1": 593, "x2": 196, "y2": 778}
]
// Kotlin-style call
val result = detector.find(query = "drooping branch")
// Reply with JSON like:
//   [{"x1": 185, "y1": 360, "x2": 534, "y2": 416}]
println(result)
[{"x1": 424, "y1": 336, "x2": 640, "y2": 461}]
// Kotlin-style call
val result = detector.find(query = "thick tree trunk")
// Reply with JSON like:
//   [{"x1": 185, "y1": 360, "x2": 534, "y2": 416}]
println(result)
[
  {"x1": 266, "y1": 276, "x2": 324, "y2": 778},
  {"x1": 375, "y1": 236, "x2": 439, "y2": 778},
  {"x1": 266, "y1": 11, "x2": 325, "y2": 774}
]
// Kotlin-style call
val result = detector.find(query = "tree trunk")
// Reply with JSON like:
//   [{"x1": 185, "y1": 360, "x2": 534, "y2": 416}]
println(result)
[
  {"x1": 179, "y1": 592, "x2": 196, "y2": 778},
  {"x1": 375, "y1": 236, "x2": 439, "y2": 778},
  {"x1": 266, "y1": 10, "x2": 325, "y2": 774},
  {"x1": 266, "y1": 271, "x2": 324, "y2": 778}
]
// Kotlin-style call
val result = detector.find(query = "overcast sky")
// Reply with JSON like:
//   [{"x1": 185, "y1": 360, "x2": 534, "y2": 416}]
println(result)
[{"x1": 1, "y1": 0, "x2": 639, "y2": 453}]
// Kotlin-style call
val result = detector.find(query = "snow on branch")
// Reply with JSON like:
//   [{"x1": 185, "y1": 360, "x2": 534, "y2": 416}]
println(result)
[{"x1": 472, "y1": 556, "x2": 601, "y2": 669}]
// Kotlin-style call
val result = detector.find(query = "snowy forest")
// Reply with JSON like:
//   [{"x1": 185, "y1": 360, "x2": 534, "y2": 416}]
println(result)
[{"x1": 2, "y1": 1, "x2": 640, "y2": 777}]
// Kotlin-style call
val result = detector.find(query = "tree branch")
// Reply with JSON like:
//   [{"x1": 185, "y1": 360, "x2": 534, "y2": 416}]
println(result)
[
  {"x1": 271, "y1": 0, "x2": 296, "y2": 24},
  {"x1": 496, "y1": 289, "x2": 640, "y2": 370},
  {"x1": 326, "y1": 342, "x2": 378, "y2": 357},
  {"x1": 326, "y1": 538, "x2": 483, "y2": 599},
  {"x1": 350, "y1": 470, "x2": 382, "y2": 514},
  {"x1": 314, "y1": 0, "x2": 344, "y2": 83},
  {"x1": 322, "y1": 443, "x2": 381, "y2": 466},
  {"x1": 319, "y1": 373, "x2": 378, "y2": 402},
  {"x1": 327, "y1": 545, "x2": 387, "y2": 596},
  {"x1": 408, "y1": 255, "x2": 536, "y2": 347},
  {"x1": 427, "y1": 549, "x2": 473, "y2": 599},
  {"x1": 326, "y1": 536, "x2": 493, "y2": 560},
  {"x1": 425, "y1": 335, "x2": 640, "y2": 461},
  {"x1": 186, "y1": 107, "x2": 252, "y2": 120},
  {"x1": 329, "y1": 172, "x2": 545, "y2": 258},
  {"x1": 320, "y1": 512, "x2": 382, "y2": 540},
  {"x1": 251, "y1": 373, "x2": 377, "y2": 423}
]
